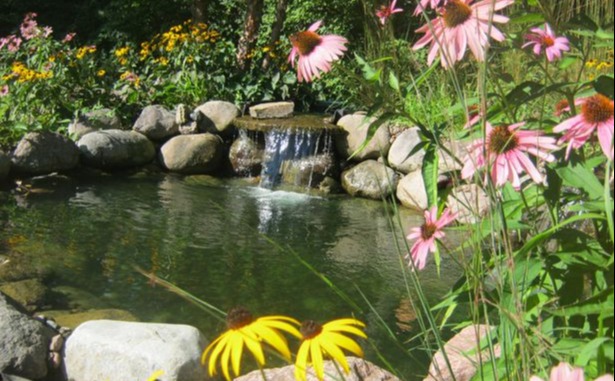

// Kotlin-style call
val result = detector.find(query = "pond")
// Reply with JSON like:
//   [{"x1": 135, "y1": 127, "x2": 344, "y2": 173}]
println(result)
[{"x1": 0, "y1": 173, "x2": 463, "y2": 380}]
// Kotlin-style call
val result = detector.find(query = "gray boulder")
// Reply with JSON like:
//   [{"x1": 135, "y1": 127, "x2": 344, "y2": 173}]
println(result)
[
  {"x1": 0, "y1": 292, "x2": 55, "y2": 380},
  {"x1": 280, "y1": 154, "x2": 337, "y2": 188},
  {"x1": 68, "y1": 108, "x2": 122, "y2": 140},
  {"x1": 249, "y1": 101, "x2": 294, "y2": 119},
  {"x1": 195, "y1": 100, "x2": 240, "y2": 134},
  {"x1": 335, "y1": 114, "x2": 391, "y2": 161},
  {"x1": 132, "y1": 105, "x2": 178, "y2": 141},
  {"x1": 0, "y1": 151, "x2": 9, "y2": 181},
  {"x1": 63, "y1": 320, "x2": 207, "y2": 381},
  {"x1": 388, "y1": 127, "x2": 425, "y2": 174},
  {"x1": 446, "y1": 184, "x2": 490, "y2": 224},
  {"x1": 424, "y1": 325, "x2": 499, "y2": 381},
  {"x1": 235, "y1": 356, "x2": 400, "y2": 381},
  {"x1": 11, "y1": 131, "x2": 79, "y2": 175},
  {"x1": 77, "y1": 130, "x2": 155, "y2": 169},
  {"x1": 396, "y1": 171, "x2": 428, "y2": 211},
  {"x1": 341, "y1": 160, "x2": 398, "y2": 200},
  {"x1": 159, "y1": 134, "x2": 222, "y2": 174},
  {"x1": 229, "y1": 133, "x2": 264, "y2": 176}
]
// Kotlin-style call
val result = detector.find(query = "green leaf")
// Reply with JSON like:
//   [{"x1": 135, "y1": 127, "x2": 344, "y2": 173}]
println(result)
[
  {"x1": 558, "y1": 56, "x2": 578, "y2": 70},
  {"x1": 388, "y1": 71, "x2": 400, "y2": 92},
  {"x1": 556, "y1": 160, "x2": 604, "y2": 200},
  {"x1": 510, "y1": 12, "x2": 545, "y2": 24},
  {"x1": 577, "y1": 338, "x2": 614, "y2": 366},
  {"x1": 595, "y1": 29, "x2": 614, "y2": 40},
  {"x1": 594, "y1": 75, "x2": 614, "y2": 99},
  {"x1": 422, "y1": 144, "x2": 438, "y2": 208}
]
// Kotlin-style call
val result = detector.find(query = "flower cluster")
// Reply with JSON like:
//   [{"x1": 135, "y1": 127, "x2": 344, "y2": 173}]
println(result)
[
  {"x1": 3, "y1": 61, "x2": 53, "y2": 83},
  {"x1": 202, "y1": 307, "x2": 366, "y2": 381}
]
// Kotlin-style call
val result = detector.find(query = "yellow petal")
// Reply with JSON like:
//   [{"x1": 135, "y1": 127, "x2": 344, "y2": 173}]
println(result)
[
  {"x1": 320, "y1": 339, "x2": 350, "y2": 374},
  {"x1": 207, "y1": 333, "x2": 230, "y2": 376},
  {"x1": 146, "y1": 370, "x2": 165, "y2": 381},
  {"x1": 202, "y1": 334, "x2": 223, "y2": 364},
  {"x1": 311, "y1": 338, "x2": 325, "y2": 381},
  {"x1": 258, "y1": 315, "x2": 301, "y2": 325},
  {"x1": 259, "y1": 319, "x2": 302, "y2": 338},
  {"x1": 254, "y1": 324, "x2": 291, "y2": 360},
  {"x1": 324, "y1": 332, "x2": 364, "y2": 357},
  {"x1": 295, "y1": 341, "x2": 311, "y2": 381},
  {"x1": 323, "y1": 318, "x2": 365, "y2": 330},
  {"x1": 230, "y1": 333, "x2": 245, "y2": 376},
  {"x1": 324, "y1": 324, "x2": 367, "y2": 338},
  {"x1": 220, "y1": 332, "x2": 235, "y2": 381},
  {"x1": 243, "y1": 331, "x2": 266, "y2": 366}
]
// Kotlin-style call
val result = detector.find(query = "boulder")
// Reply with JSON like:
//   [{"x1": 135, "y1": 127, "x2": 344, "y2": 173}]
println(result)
[
  {"x1": 77, "y1": 130, "x2": 155, "y2": 169},
  {"x1": 0, "y1": 151, "x2": 10, "y2": 181},
  {"x1": 11, "y1": 131, "x2": 79, "y2": 175},
  {"x1": 446, "y1": 184, "x2": 490, "y2": 224},
  {"x1": 195, "y1": 100, "x2": 240, "y2": 134},
  {"x1": 249, "y1": 101, "x2": 294, "y2": 119},
  {"x1": 396, "y1": 171, "x2": 428, "y2": 211},
  {"x1": 341, "y1": 160, "x2": 398, "y2": 200},
  {"x1": 280, "y1": 154, "x2": 337, "y2": 188},
  {"x1": 63, "y1": 320, "x2": 207, "y2": 381},
  {"x1": 132, "y1": 105, "x2": 178, "y2": 141},
  {"x1": 423, "y1": 325, "x2": 499, "y2": 381},
  {"x1": 235, "y1": 356, "x2": 400, "y2": 381},
  {"x1": 229, "y1": 133, "x2": 264, "y2": 176},
  {"x1": 0, "y1": 292, "x2": 54, "y2": 380},
  {"x1": 0, "y1": 279, "x2": 47, "y2": 312},
  {"x1": 159, "y1": 134, "x2": 223, "y2": 174},
  {"x1": 387, "y1": 127, "x2": 425, "y2": 174},
  {"x1": 335, "y1": 114, "x2": 391, "y2": 161},
  {"x1": 68, "y1": 108, "x2": 122, "y2": 140}
]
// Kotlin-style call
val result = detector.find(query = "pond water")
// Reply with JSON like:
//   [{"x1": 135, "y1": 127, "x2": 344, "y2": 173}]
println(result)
[{"x1": 0, "y1": 173, "x2": 463, "y2": 380}]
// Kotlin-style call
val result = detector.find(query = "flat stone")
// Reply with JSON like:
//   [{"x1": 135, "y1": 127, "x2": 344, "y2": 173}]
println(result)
[
  {"x1": 63, "y1": 320, "x2": 207, "y2": 381},
  {"x1": 233, "y1": 114, "x2": 340, "y2": 132},
  {"x1": 249, "y1": 101, "x2": 294, "y2": 119}
]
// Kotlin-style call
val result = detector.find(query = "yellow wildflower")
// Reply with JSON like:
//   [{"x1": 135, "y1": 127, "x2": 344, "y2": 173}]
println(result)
[{"x1": 97, "y1": 69, "x2": 106, "y2": 77}]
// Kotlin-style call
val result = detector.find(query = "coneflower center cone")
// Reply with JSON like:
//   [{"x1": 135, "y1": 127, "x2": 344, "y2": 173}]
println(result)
[
  {"x1": 226, "y1": 307, "x2": 254, "y2": 330},
  {"x1": 581, "y1": 94, "x2": 614, "y2": 124},
  {"x1": 300, "y1": 320, "x2": 323, "y2": 339},
  {"x1": 542, "y1": 35, "x2": 555, "y2": 47},
  {"x1": 488, "y1": 125, "x2": 519, "y2": 154},
  {"x1": 420, "y1": 222, "x2": 437, "y2": 240},
  {"x1": 443, "y1": 0, "x2": 473, "y2": 28},
  {"x1": 290, "y1": 31, "x2": 322, "y2": 56}
]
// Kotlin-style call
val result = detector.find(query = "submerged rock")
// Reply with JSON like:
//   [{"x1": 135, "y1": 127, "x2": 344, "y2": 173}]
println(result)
[
  {"x1": 41, "y1": 308, "x2": 138, "y2": 329},
  {"x1": 0, "y1": 279, "x2": 47, "y2": 312},
  {"x1": 63, "y1": 320, "x2": 207, "y2": 381},
  {"x1": 11, "y1": 131, "x2": 80, "y2": 175}
]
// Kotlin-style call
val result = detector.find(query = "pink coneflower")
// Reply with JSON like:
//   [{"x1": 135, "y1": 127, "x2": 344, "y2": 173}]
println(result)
[
  {"x1": 523, "y1": 23, "x2": 569, "y2": 62},
  {"x1": 406, "y1": 206, "x2": 457, "y2": 270},
  {"x1": 62, "y1": 32, "x2": 76, "y2": 43},
  {"x1": 376, "y1": 0, "x2": 403, "y2": 25},
  {"x1": 553, "y1": 93, "x2": 614, "y2": 160},
  {"x1": 0, "y1": 85, "x2": 9, "y2": 97},
  {"x1": 288, "y1": 21, "x2": 348, "y2": 82},
  {"x1": 20, "y1": 12, "x2": 39, "y2": 40},
  {"x1": 413, "y1": 0, "x2": 450, "y2": 15},
  {"x1": 412, "y1": 0, "x2": 514, "y2": 69},
  {"x1": 530, "y1": 362, "x2": 614, "y2": 381},
  {"x1": 461, "y1": 122, "x2": 558, "y2": 189},
  {"x1": 464, "y1": 104, "x2": 484, "y2": 129},
  {"x1": 6, "y1": 35, "x2": 22, "y2": 53}
]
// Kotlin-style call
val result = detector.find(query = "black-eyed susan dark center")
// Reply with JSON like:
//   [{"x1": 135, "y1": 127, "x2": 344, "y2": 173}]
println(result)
[
  {"x1": 290, "y1": 31, "x2": 322, "y2": 56},
  {"x1": 582, "y1": 94, "x2": 614, "y2": 125},
  {"x1": 421, "y1": 222, "x2": 437, "y2": 240},
  {"x1": 226, "y1": 306, "x2": 254, "y2": 330},
  {"x1": 488, "y1": 125, "x2": 519, "y2": 154},
  {"x1": 300, "y1": 320, "x2": 323, "y2": 339},
  {"x1": 443, "y1": 0, "x2": 473, "y2": 28}
]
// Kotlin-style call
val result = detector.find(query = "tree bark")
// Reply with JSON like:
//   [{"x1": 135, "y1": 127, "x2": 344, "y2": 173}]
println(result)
[
  {"x1": 191, "y1": 0, "x2": 206, "y2": 23},
  {"x1": 262, "y1": 0, "x2": 289, "y2": 69},
  {"x1": 236, "y1": 0, "x2": 264, "y2": 70}
]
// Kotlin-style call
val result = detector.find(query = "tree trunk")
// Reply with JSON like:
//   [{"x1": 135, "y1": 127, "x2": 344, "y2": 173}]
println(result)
[
  {"x1": 191, "y1": 0, "x2": 207, "y2": 23},
  {"x1": 262, "y1": 0, "x2": 289, "y2": 69},
  {"x1": 236, "y1": 0, "x2": 264, "y2": 70}
]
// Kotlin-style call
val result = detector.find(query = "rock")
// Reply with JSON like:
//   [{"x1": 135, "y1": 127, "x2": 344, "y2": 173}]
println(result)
[
  {"x1": 40, "y1": 308, "x2": 138, "y2": 329},
  {"x1": 341, "y1": 160, "x2": 398, "y2": 200},
  {"x1": 335, "y1": 114, "x2": 391, "y2": 161},
  {"x1": 132, "y1": 105, "x2": 178, "y2": 141},
  {"x1": 0, "y1": 252, "x2": 51, "y2": 283},
  {"x1": 49, "y1": 334, "x2": 64, "y2": 352},
  {"x1": 318, "y1": 176, "x2": 343, "y2": 194},
  {"x1": 229, "y1": 133, "x2": 264, "y2": 176},
  {"x1": 63, "y1": 320, "x2": 207, "y2": 381},
  {"x1": 387, "y1": 127, "x2": 425, "y2": 174},
  {"x1": 159, "y1": 134, "x2": 223, "y2": 174},
  {"x1": 396, "y1": 171, "x2": 428, "y2": 211},
  {"x1": 235, "y1": 356, "x2": 400, "y2": 381},
  {"x1": 423, "y1": 325, "x2": 500, "y2": 381},
  {"x1": 48, "y1": 285, "x2": 108, "y2": 311},
  {"x1": 77, "y1": 130, "x2": 155, "y2": 169},
  {"x1": 446, "y1": 184, "x2": 490, "y2": 224},
  {"x1": 0, "y1": 292, "x2": 54, "y2": 380},
  {"x1": 195, "y1": 100, "x2": 240, "y2": 134},
  {"x1": 0, "y1": 279, "x2": 47, "y2": 312},
  {"x1": 0, "y1": 373, "x2": 35, "y2": 381},
  {"x1": 10, "y1": 131, "x2": 80, "y2": 175},
  {"x1": 438, "y1": 138, "x2": 467, "y2": 174},
  {"x1": 280, "y1": 154, "x2": 337, "y2": 188},
  {"x1": 68, "y1": 108, "x2": 122, "y2": 140},
  {"x1": 0, "y1": 151, "x2": 10, "y2": 182},
  {"x1": 249, "y1": 101, "x2": 294, "y2": 119}
]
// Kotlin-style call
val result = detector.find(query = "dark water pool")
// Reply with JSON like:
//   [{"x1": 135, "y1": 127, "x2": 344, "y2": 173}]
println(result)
[{"x1": 0, "y1": 173, "x2": 463, "y2": 380}]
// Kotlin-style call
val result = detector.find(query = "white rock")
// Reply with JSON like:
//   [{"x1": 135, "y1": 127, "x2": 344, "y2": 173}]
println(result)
[
  {"x1": 446, "y1": 184, "x2": 490, "y2": 224},
  {"x1": 195, "y1": 100, "x2": 240, "y2": 134},
  {"x1": 388, "y1": 127, "x2": 425, "y2": 174},
  {"x1": 396, "y1": 171, "x2": 428, "y2": 211},
  {"x1": 63, "y1": 320, "x2": 207, "y2": 381},
  {"x1": 249, "y1": 101, "x2": 294, "y2": 119},
  {"x1": 335, "y1": 114, "x2": 391, "y2": 161}
]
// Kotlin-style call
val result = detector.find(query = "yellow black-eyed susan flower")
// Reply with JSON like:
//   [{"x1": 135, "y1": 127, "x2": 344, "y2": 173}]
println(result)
[
  {"x1": 294, "y1": 318, "x2": 367, "y2": 381},
  {"x1": 202, "y1": 307, "x2": 301, "y2": 381}
]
